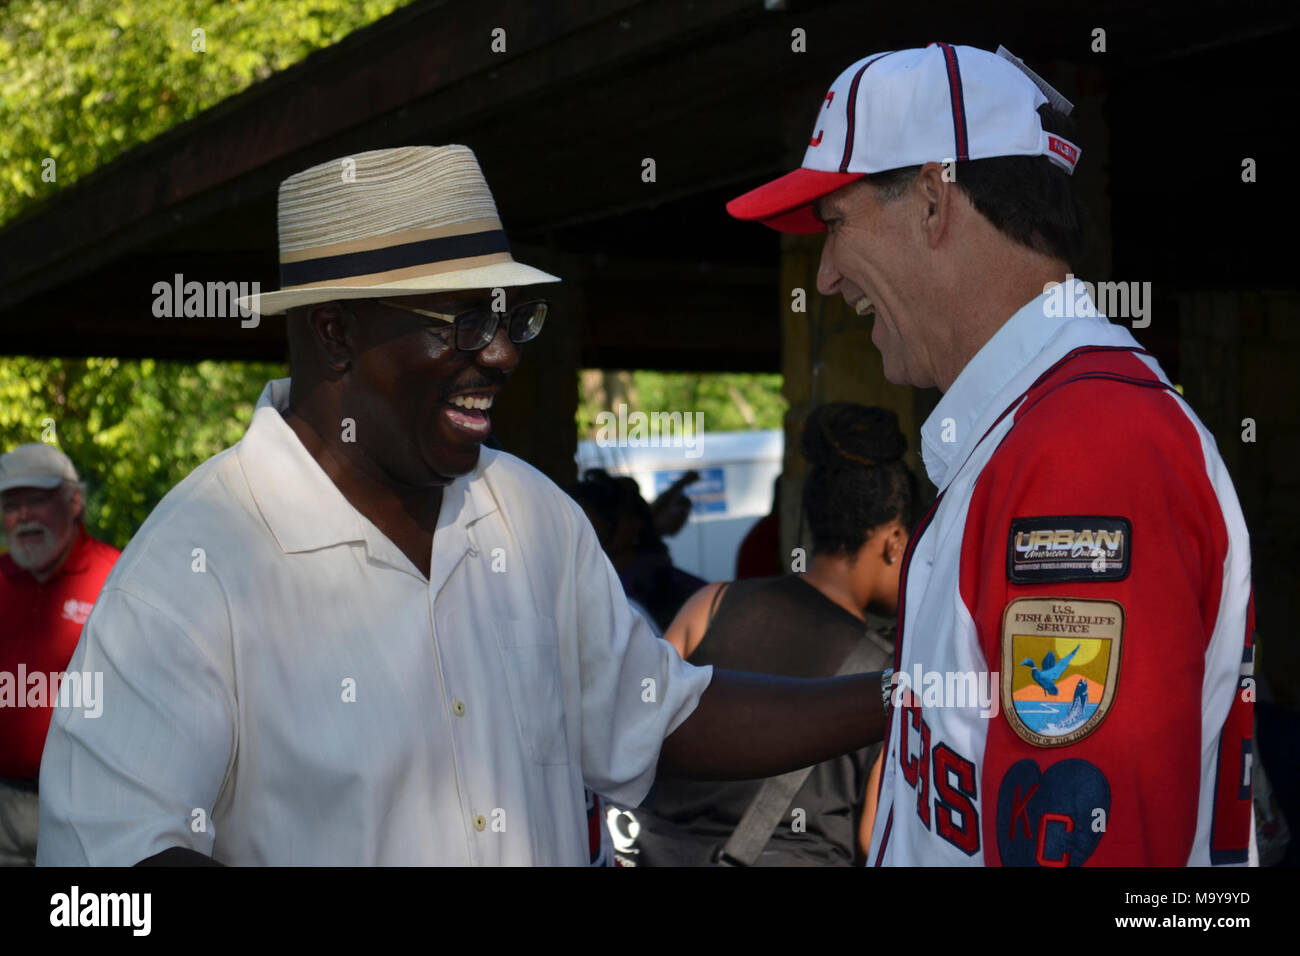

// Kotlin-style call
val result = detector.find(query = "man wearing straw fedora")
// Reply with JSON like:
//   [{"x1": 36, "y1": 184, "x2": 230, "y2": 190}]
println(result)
[{"x1": 37, "y1": 146, "x2": 885, "y2": 866}]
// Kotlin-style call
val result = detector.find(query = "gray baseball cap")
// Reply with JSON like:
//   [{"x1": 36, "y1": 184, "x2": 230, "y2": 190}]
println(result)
[{"x1": 0, "y1": 443, "x2": 80, "y2": 494}]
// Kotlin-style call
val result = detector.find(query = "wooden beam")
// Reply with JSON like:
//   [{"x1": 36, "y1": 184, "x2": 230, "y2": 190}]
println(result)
[
  {"x1": 2, "y1": 0, "x2": 1294, "y2": 359},
  {"x1": 0, "y1": 0, "x2": 759, "y2": 311}
]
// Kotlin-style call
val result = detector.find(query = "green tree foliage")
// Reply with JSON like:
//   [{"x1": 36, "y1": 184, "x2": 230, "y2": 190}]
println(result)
[
  {"x1": 0, "y1": 1, "x2": 410, "y2": 547},
  {"x1": 576, "y1": 370, "x2": 787, "y2": 439},
  {"x1": 1, "y1": 0, "x2": 412, "y2": 225},
  {"x1": 0, "y1": 357, "x2": 285, "y2": 549},
  {"x1": 0, "y1": 0, "x2": 785, "y2": 549}
]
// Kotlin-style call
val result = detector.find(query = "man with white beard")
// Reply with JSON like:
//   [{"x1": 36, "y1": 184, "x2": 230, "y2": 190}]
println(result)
[{"x1": 0, "y1": 443, "x2": 119, "y2": 865}]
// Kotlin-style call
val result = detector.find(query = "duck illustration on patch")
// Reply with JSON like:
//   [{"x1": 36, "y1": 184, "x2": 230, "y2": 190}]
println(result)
[{"x1": 1000, "y1": 597, "x2": 1124, "y2": 747}]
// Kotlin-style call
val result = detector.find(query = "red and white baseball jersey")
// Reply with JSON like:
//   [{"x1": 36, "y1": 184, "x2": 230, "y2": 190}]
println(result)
[{"x1": 869, "y1": 279, "x2": 1256, "y2": 867}]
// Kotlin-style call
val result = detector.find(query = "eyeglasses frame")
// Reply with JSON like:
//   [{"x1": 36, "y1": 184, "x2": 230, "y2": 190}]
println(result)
[{"x1": 370, "y1": 297, "x2": 549, "y2": 352}]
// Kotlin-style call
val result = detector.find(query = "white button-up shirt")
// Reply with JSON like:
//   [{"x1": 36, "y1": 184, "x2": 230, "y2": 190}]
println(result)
[{"x1": 37, "y1": 379, "x2": 713, "y2": 865}]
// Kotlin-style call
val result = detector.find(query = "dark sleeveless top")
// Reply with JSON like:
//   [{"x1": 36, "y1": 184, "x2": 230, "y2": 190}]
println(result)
[{"x1": 641, "y1": 574, "x2": 893, "y2": 865}]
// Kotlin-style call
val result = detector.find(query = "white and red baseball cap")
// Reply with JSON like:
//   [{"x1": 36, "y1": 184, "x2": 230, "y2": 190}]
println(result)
[{"x1": 727, "y1": 43, "x2": 1081, "y2": 233}]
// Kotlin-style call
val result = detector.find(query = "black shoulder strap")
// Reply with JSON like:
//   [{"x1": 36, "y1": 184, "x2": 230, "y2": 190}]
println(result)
[
  {"x1": 717, "y1": 633, "x2": 883, "y2": 866},
  {"x1": 705, "y1": 582, "x2": 730, "y2": 630}
]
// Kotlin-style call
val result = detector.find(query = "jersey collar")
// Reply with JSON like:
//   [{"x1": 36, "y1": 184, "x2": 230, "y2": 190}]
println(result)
[{"x1": 920, "y1": 278, "x2": 1110, "y2": 490}]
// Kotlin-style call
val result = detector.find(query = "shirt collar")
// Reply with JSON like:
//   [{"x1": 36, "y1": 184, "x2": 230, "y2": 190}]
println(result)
[
  {"x1": 237, "y1": 379, "x2": 499, "y2": 584},
  {"x1": 920, "y1": 278, "x2": 1111, "y2": 490}
]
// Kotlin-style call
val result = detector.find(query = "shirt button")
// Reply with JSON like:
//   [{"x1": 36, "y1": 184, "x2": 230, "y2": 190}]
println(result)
[
  {"x1": 452, "y1": 699, "x2": 466, "y2": 717},
  {"x1": 472, "y1": 814, "x2": 487, "y2": 832}
]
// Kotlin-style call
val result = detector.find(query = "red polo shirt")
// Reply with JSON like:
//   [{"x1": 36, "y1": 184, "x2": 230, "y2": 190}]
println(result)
[{"x1": 0, "y1": 527, "x2": 120, "y2": 779}]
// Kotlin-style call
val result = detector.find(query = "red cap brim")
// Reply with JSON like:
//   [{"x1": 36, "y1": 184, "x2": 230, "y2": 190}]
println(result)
[{"x1": 726, "y1": 168, "x2": 865, "y2": 233}]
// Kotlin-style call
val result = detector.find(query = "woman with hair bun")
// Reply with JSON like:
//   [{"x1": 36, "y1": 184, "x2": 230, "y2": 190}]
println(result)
[{"x1": 630, "y1": 402, "x2": 920, "y2": 866}]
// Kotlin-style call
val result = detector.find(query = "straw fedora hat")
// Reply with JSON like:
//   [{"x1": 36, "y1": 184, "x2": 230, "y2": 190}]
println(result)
[{"x1": 239, "y1": 145, "x2": 559, "y2": 315}]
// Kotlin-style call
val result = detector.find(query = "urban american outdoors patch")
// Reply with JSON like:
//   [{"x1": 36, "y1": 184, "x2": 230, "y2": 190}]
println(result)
[{"x1": 1007, "y1": 516, "x2": 1131, "y2": 583}]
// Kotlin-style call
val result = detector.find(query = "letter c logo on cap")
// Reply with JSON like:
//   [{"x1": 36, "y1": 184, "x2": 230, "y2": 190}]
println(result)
[{"x1": 809, "y1": 91, "x2": 835, "y2": 147}]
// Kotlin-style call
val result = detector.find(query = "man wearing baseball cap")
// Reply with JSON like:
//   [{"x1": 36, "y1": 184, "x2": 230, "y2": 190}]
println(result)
[
  {"x1": 730, "y1": 43, "x2": 1256, "y2": 866},
  {"x1": 0, "y1": 444, "x2": 120, "y2": 865},
  {"x1": 37, "y1": 145, "x2": 886, "y2": 866}
]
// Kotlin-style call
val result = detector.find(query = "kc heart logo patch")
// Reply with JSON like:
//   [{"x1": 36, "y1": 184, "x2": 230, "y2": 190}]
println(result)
[{"x1": 996, "y1": 758, "x2": 1110, "y2": 866}]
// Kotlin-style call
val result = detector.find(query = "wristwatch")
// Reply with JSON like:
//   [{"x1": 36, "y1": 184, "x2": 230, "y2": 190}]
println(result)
[{"x1": 880, "y1": 668, "x2": 894, "y2": 713}]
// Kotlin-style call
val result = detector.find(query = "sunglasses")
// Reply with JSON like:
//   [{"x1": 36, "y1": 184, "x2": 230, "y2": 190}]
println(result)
[{"x1": 373, "y1": 298, "x2": 549, "y2": 352}]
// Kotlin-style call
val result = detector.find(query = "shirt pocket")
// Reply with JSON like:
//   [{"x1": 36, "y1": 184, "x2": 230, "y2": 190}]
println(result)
[{"x1": 497, "y1": 617, "x2": 569, "y2": 766}]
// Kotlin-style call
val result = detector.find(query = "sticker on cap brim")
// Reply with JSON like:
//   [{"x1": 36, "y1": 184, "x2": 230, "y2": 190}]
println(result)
[
  {"x1": 1007, "y1": 515, "x2": 1130, "y2": 583},
  {"x1": 1000, "y1": 597, "x2": 1123, "y2": 748}
]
